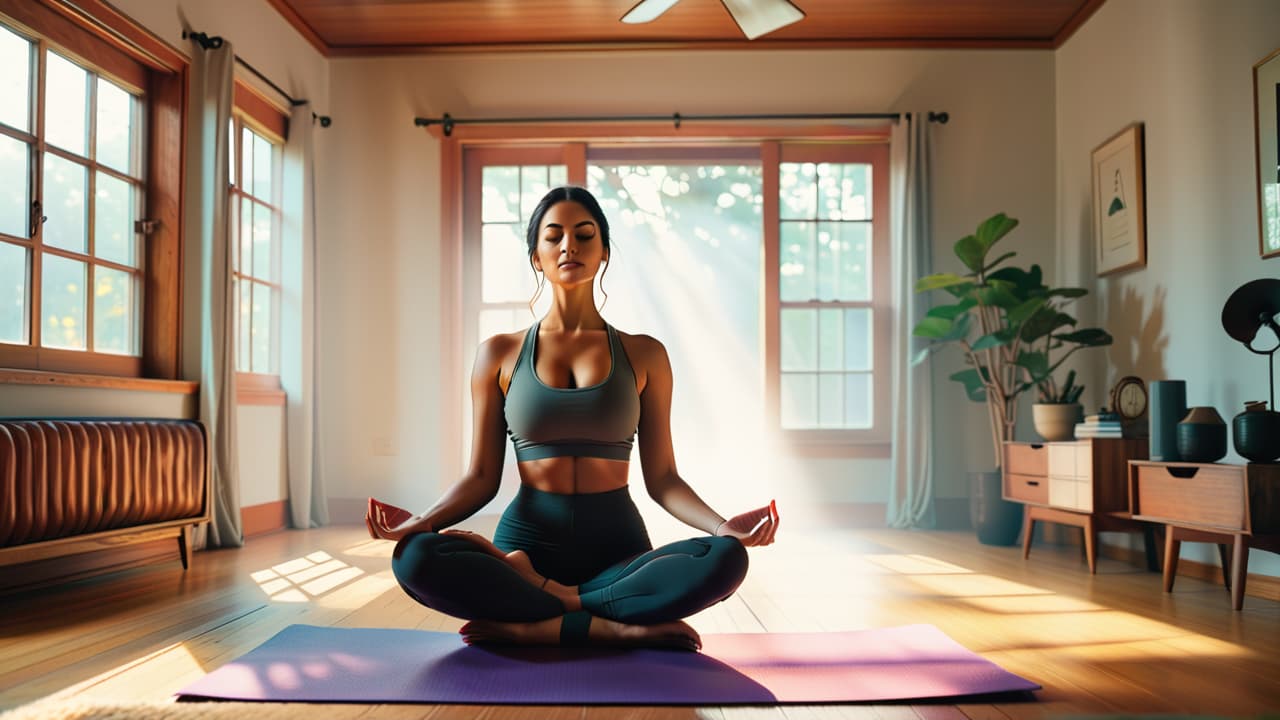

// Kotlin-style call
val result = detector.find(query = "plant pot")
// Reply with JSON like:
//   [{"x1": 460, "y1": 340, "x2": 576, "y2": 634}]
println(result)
[
  {"x1": 1032, "y1": 403, "x2": 1083, "y2": 442},
  {"x1": 969, "y1": 470, "x2": 1023, "y2": 546},
  {"x1": 1233, "y1": 407, "x2": 1280, "y2": 463}
]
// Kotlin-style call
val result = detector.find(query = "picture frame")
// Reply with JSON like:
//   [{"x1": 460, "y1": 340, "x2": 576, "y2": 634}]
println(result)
[
  {"x1": 1254, "y1": 47, "x2": 1280, "y2": 259},
  {"x1": 1092, "y1": 123, "x2": 1147, "y2": 276}
]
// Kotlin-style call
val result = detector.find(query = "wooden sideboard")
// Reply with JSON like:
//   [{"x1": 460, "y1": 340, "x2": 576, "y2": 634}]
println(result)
[
  {"x1": 1128, "y1": 460, "x2": 1280, "y2": 610},
  {"x1": 1003, "y1": 438, "x2": 1152, "y2": 573}
]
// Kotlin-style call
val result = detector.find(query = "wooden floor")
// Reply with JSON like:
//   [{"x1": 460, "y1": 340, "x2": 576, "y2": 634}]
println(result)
[{"x1": 3, "y1": 520, "x2": 1279, "y2": 718}]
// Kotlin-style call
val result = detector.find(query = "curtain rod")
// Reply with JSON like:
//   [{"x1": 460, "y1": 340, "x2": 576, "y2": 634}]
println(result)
[
  {"x1": 184, "y1": 31, "x2": 332, "y2": 127},
  {"x1": 413, "y1": 111, "x2": 948, "y2": 137}
]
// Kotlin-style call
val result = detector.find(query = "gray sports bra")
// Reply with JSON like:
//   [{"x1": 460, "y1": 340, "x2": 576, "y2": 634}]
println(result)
[{"x1": 504, "y1": 320, "x2": 640, "y2": 462}]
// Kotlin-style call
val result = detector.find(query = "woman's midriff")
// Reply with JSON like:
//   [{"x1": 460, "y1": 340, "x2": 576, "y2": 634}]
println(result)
[{"x1": 517, "y1": 455, "x2": 630, "y2": 495}]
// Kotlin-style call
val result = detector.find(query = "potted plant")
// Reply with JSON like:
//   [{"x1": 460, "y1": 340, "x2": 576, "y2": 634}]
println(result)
[
  {"x1": 1032, "y1": 369, "x2": 1085, "y2": 441},
  {"x1": 912, "y1": 213, "x2": 1112, "y2": 543}
]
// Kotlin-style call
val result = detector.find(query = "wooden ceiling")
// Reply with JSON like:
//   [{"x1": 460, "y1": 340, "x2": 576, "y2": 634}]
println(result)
[{"x1": 266, "y1": 0, "x2": 1106, "y2": 56}]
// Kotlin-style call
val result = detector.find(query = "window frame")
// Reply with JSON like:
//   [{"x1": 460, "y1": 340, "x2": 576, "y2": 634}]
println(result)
[
  {"x1": 442, "y1": 126, "x2": 892, "y2": 474},
  {"x1": 229, "y1": 80, "x2": 288, "y2": 404},
  {"x1": 0, "y1": 0, "x2": 186, "y2": 380}
]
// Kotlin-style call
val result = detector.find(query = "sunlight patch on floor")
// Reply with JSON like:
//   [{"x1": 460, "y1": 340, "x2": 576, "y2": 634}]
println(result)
[{"x1": 251, "y1": 551, "x2": 366, "y2": 603}]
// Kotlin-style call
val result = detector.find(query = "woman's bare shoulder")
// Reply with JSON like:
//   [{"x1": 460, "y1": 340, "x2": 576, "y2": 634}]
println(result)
[
  {"x1": 615, "y1": 329, "x2": 670, "y2": 371},
  {"x1": 474, "y1": 328, "x2": 528, "y2": 374}
]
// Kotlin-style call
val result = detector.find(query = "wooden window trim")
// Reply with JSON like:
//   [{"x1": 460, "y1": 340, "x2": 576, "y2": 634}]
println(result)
[
  {"x1": 234, "y1": 80, "x2": 289, "y2": 144},
  {"x1": 0, "y1": 366, "x2": 196, "y2": 394},
  {"x1": 0, "y1": 0, "x2": 186, "y2": 380},
  {"x1": 236, "y1": 371, "x2": 285, "y2": 406}
]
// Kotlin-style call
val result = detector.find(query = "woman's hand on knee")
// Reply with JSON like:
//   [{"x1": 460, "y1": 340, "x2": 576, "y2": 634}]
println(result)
[
  {"x1": 714, "y1": 500, "x2": 779, "y2": 547},
  {"x1": 366, "y1": 497, "x2": 431, "y2": 541}
]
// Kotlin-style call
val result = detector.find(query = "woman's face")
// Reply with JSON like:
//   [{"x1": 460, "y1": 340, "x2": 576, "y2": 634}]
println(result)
[{"x1": 532, "y1": 200, "x2": 607, "y2": 289}]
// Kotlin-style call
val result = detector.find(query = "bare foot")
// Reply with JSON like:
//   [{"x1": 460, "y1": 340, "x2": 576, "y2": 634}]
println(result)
[
  {"x1": 461, "y1": 616, "x2": 700, "y2": 652},
  {"x1": 502, "y1": 549, "x2": 581, "y2": 611}
]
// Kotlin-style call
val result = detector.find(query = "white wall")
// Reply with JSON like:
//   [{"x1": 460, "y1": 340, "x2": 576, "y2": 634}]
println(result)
[
  {"x1": 319, "y1": 49, "x2": 1058, "y2": 521},
  {"x1": 1056, "y1": 0, "x2": 1280, "y2": 575}
]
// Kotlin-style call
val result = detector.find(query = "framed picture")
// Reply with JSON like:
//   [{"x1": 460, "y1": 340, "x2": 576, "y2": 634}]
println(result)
[
  {"x1": 1255, "y1": 47, "x2": 1280, "y2": 259},
  {"x1": 1091, "y1": 123, "x2": 1147, "y2": 276}
]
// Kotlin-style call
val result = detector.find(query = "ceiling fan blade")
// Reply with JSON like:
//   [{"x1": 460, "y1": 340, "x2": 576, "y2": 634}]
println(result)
[
  {"x1": 621, "y1": 0, "x2": 682, "y2": 24},
  {"x1": 720, "y1": 0, "x2": 805, "y2": 39}
]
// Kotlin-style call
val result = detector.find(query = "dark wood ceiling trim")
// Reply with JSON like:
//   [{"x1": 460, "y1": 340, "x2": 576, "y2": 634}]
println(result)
[
  {"x1": 262, "y1": 0, "x2": 330, "y2": 57},
  {"x1": 1053, "y1": 0, "x2": 1107, "y2": 48},
  {"x1": 325, "y1": 37, "x2": 1058, "y2": 57}
]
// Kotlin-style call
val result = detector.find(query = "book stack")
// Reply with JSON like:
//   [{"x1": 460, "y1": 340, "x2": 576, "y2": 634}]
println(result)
[{"x1": 1076, "y1": 411, "x2": 1124, "y2": 438}]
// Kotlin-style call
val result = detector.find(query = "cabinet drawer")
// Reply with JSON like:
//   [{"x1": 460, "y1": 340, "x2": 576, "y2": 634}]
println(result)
[
  {"x1": 1005, "y1": 473, "x2": 1048, "y2": 505},
  {"x1": 1049, "y1": 477, "x2": 1081, "y2": 511},
  {"x1": 1005, "y1": 443, "x2": 1048, "y2": 477},
  {"x1": 1132, "y1": 464, "x2": 1246, "y2": 531},
  {"x1": 1048, "y1": 442, "x2": 1086, "y2": 479}
]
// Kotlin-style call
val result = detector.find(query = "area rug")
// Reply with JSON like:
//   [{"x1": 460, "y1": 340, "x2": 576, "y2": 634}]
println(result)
[{"x1": 174, "y1": 623, "x2": 1039, "y2": 705}]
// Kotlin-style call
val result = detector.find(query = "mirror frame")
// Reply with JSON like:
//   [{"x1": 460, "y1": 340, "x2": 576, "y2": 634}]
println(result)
[{"x1": 1255, "y1": 47, "x2": 1280, "y2": 259}]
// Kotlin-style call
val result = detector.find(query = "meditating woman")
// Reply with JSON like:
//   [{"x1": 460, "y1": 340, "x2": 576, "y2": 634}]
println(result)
[{"x1": 366, "y1": 185, "x2": 779, "y2": 651}]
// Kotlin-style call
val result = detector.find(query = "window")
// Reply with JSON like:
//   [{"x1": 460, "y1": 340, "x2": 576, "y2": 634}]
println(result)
[
  {"x1": 454, "y1": 134, "x2": 889, "y2": 463},
  {"x1": 229, "y1": 84, "x2": 286, "y2": 383},
  {"x1": 0, "y1": 3, "x2": 184, "y2": 378},
  {"x1": 771, "y1": 144, "x2": 890, "y2": 442}
]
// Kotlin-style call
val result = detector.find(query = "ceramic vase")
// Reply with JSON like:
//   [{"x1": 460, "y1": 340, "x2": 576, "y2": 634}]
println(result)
[
  {"x1": 1233, "y1": 403, "x2": 1280, "y2": 463},
  {"x1": 969, "y1": 470, "x2": 1022, "y2": 546},
  {"x1": 1176, "y1": 406, "x2": 1227, "y2": 463}
]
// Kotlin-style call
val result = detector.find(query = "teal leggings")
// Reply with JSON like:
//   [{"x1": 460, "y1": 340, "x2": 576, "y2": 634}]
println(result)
[{"x1": 391, "y1": 485, "x2": 748, "y2": 626}]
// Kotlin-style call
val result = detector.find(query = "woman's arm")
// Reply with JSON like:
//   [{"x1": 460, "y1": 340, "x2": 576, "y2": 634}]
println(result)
[
  {"x1": 368, "y1": 335, "x2": 511, "y2": 539},
  {"x1": 635, "y1": 336, "x2": 776, "y2": 545}
]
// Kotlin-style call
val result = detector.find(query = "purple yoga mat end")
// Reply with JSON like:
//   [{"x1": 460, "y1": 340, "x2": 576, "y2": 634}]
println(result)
[{"x1": 178, "y1": 623, "x2": 1039, "y2": 705}]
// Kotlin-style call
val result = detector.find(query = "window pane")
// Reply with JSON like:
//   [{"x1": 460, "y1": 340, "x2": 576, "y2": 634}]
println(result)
[
  {"x1": 478, "y1": 307, "x2": 523, "y2": 342},
  {"x1": 241, "y1": 126, "x2": 253, "y2": 196},
  {"x1": 238, "y1": 279, "x2": 250, "y2": 371},
  {"x1": 780, "y1": 307, "x2": 816, "y2": 371},
  {"x1": 520, "y1": 166, "x2": 552, "y2": 221},
  {"x1": 240, "y1": 196, "x2": 253, "y2": 274},
  {"x1": 818, "y1": 307, "x2": 842, "y2": 371},
  {"x1": 228, "y1": 118, "x2": 235, "y2": 185},
  {"x1": 845, "y1": 372, "x2": 872, "y2": 428},
  {"x1": 253, "y1": 201, "x2": 272, "y2": 280},
  {"x1": 45, "y1": 52, "x2": 88, "y2": 156},
  {"x1": 482, "y1": 222, "x2": 536, "y2": 303},
  {"x1": 844, "y1": 308, "x2": 871, "y2": 371},
  {"x1": 41, "y1": 253, "x2": 85, "y2": 349},
  {"x1": 95, "y1": 77, "x2": 133, "y2": 174},
  {"x1": 835, "y1": 221, "x2": 871, "y2": 301},
  {"x1": 0, "y1": 27, "x2": 31, "y2": 132},
  {"x1": 93, "y1": 265, "x2": 131, "y2": 354},
  {"x1": 779, "y1": 162, "x2": 815, "y2": 219},
  {"x1": 94, "y1": 172, "x2": 134, "y2": 265},
  {"x1": 549, "y1": 166, "x2": 567, "y2": 187},
  {"x1": 253, "y1": 132, "x2": 272, "y2": 199},
  {"x1": 819, "y1": 373, "x2": 843, "y2": 427},
  {"x1": 481, "y1": 166, "x2": 520, "y2": 222},
  {"x1": 42, "y1": 153, "x2": 87, "y2": 252},
  {"x1": 251, "y1": 282, "x2": 272, "y2": 374},
  {"x1": 779, "y1": 220, "x2": 814, "y2": 302},
  {"x1": 0, "y1": 242, "x2": 27, "y2": 343},
  {"x1": 819, "y1": 162, "x2": 871, "y2": 220},
  {"x1": 780, "y1": 373, "x2": 817, "y2": 429},
  {"x1": 0, "y1": 134, "x2": 29, "y2": 238}
]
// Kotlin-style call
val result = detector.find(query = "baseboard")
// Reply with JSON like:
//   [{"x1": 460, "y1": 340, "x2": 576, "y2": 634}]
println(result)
[
  {"x1": 242, "y1": 500, "x2": 289, "y2": 538},
  {"x1": 0, "y1": 538, "x2": 179, "y2": 597},
  {"x1": 1099, "y1": 540, "x2": 1280, "y2": 603}
]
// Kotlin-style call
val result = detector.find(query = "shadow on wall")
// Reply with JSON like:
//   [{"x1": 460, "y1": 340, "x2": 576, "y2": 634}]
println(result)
[{"x1": 1105, "y1": 283, "x2": 1169, "y2": 385}]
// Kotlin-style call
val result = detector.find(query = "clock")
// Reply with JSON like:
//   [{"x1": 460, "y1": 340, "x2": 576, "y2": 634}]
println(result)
[{"x1": 1110, "y1": 375, "x2": 1148, "y2": 420}]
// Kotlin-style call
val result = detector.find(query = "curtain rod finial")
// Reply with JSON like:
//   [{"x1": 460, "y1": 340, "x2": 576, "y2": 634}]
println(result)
[{"x1": 929, "y1": 111, "x2": 949, "y2": 124}]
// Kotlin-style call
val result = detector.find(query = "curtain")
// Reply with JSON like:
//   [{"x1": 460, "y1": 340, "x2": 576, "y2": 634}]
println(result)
[
  {"x1": 283, "y1": 106, "x2": 329, "y2": 528},
  {"x1": 886, "y1": 113, "x2": 936, "y2": 529},
  {"x1": 187, "y1": 38, "x2": 242, "y2": 548}
]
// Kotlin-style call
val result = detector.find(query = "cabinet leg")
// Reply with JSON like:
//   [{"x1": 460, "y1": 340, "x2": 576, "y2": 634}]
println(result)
[
  {"x1": 1143, "y1": 526, "x2": 1161, "y2": 572},
  {"x1": 1216, "y1": 544, "x2": 1232, "y2": 590},
  {"x1": 178, "y1": 525, "x2": 193, "y2": 570},
  {"x1": 1163, "y1": 526, "x2": 1180, "y2": 593},
  {"x1": 1231, "y1": 537, "x2": 1249, "y2": 611},
  {"x1": 1083, "y1": 515, "x2": 1097, "y2": 574},
  {"x1": 1021, "y1": 512, "x2": 1035, "y2": 560}
]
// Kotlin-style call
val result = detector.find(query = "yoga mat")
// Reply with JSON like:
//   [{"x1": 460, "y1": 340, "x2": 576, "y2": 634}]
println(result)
[{"x1": 177, "y1": 624, "x2": 1039, "y2": 705}]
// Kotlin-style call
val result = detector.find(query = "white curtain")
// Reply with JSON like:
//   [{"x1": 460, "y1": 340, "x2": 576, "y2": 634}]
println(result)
[
  {"x1": 283, "y1": 106, "x2": 329, "y2": 528},
  {"x1": 887, "y1": 113, "x2": 935, "y2": 529},
  {"x1": 187, "y1": 38, "x2": 242, "y2": 548}
]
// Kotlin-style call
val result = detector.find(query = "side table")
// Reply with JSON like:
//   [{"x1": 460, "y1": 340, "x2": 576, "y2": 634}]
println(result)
[{"x1": 1128, "y1": 460, "x2": 1280, "y2": 610}]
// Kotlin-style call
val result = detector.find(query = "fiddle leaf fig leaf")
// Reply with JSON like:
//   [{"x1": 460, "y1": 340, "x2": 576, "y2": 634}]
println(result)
[
  {"x1": 972, "y1": 327, "x2": 1018, "y2": 351},
  {"x1": 1048, "y1": 287, "x2": 1088, "y2": 299},
  {"x1": 975, "y1": 213, "x2": 1019, "y2": 254},
  {"x1": 950, "y1": 368, "x2": 988, "y2": 403},
  {"x1": 1055, "y1": 328, "x2": 1114, "y2": 346},
  {"x1": 1015, "y1": 350, "x2": 1050, "y2": 380},
  {"x1": 913, "y1": 316, "x2": 954, "y2": 339},
  {"x1": 925, "y1": 299, "x2": 975, "y2": 321},
  {"x1": 915, "y1": 273, "x2": 972, "y2": 293},
  {"x1": 981, "y1": 251, "x2": 1018, "y2": 273},
  {"x1": 954, "y1": 234, "x2": 986, "y2": 273},
  {"x1": 1008, "y1": 297, "x2": 1048, "y2": 326}
]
